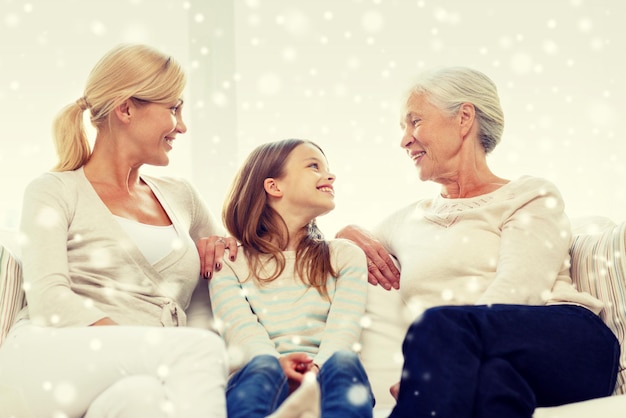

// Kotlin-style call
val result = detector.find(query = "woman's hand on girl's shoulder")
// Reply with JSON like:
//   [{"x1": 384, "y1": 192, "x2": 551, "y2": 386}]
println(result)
[
  {"x1": 336, "y1": 225, "x2": 400, "y2": 290},
  {"x1": 196, "y1": 235, "x2": 239, "y2": 279}
]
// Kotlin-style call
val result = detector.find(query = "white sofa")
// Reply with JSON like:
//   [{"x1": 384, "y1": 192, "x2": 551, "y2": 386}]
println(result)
[{"x1": 2, "y1": 217, "x2": 626, "y2": 417}]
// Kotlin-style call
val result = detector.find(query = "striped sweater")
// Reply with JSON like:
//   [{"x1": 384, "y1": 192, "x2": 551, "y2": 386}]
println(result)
[{"x1": 209, "y1": 238, "x2": 367, "y2": 368}]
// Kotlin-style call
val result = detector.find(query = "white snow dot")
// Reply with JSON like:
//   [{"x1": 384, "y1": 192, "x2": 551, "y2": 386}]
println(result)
[
  {"x1": 89, "y1": 248, "x2": 112, "y2": 269},
  {"x1": 434, "y1": 8, "x2": 460, "y2": 24},
  {"x1": 54, "y1": 381, "x2": 77, "y2": 405},
  {"x1": 541, "y1": 289, "x2": 553, "y2": 301},
  {"x1": 361, "y1": 11, "x2": 384, "y2": 32},
  {"x1": 510, "y1": 52, "x2": 533, "y2": 75},
  {"x1": 5, "y1": 13, "x2": 20, "y2": 27},
  {"x1": 544, "y1": 197, "x2": 558, "y2": 209},
  {"x1": 282, "y1": 10, "x2": 310, "y2": 36},
  {"x1": 441, "y1": 289, "x2": 454, "y2": 301},
  {"x1": 194, "y1": 13, "x2": 205, "y2": 23},
  {"x1": 157, "y1": 365, "x2": 170, "y2": 378},
  {"x1": 590, "y1": 37, "x2": 605, "y2": 51},
  {"x1": 91, "y1": 21, "x2": 106, "y2": 36},
  {"x1": 143, "y1": 329, "x2": 163, "y2": 345},
  {"x1": 212, "y1": 92, "x2": 228, "y2": 107},
  {"x1": 347, "y1": 383, "x2": 370, "y2": 406},
  {"x1": 578, "y1": 18, "x2": 592, "y2": 32},
  {"x1": 588, "y1": 101, "x2": 615, "y2": 126},
  {"x1": 247, "y1": 14, "x2": 260, "y2": 26},
  {"x1": 36, "y1": 206, "x2": 60, "y2": 229},
  {"x1": 282, "y1": 47, "x2": 297, "y2": 61},
  {"x1": 89, "y1": 338, "x2": 102, "y2": 351},
  {"x1": 499, "y1": 36, "x2": 513, "y2": 49},
  {"x1": 171, "y1": 238, "x2": 183, "y2": 250},
  {"x1": 543, "y1": 40, "x2": 558, "y2": 55},
  {"x1": 360, "y1": 315, "x2": 372, "y2": 328}
]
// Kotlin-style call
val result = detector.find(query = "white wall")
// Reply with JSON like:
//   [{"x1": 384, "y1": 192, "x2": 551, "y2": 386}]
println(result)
[
  {"x1": 1, "y1": 0, "x2": 625, "y2": 237},
  {"x1": 227, "y1": 0, "x2": 626, "y2": 236}
]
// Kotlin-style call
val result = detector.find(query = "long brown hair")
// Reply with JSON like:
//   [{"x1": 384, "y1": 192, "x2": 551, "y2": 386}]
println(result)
[{"x1": 223, "y1": 139, "x2": 337, "y2": 296}]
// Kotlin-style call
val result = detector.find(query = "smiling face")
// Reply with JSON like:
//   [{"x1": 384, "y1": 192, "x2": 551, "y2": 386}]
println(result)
[
  {"x1": 271, "y1": 142, "x2": 336, "y2": 220},
  {"x1": 400, "y1": 92, "x2": 464, "y2": 183},
  {"x1": 126, "y1": 98, "x2": 187, "y2": 167}
]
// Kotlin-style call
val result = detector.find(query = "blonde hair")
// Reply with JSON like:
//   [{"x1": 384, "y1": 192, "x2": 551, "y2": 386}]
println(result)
[
  {"x1": 223, "y1": 139, "x2": 337, "y2": 297},
  {"x1": 407, "y1": 67, "x2": 504, "y2": 154},
  {"x1": 52, "y1": 44, "x2": 186, "y2": 171}
]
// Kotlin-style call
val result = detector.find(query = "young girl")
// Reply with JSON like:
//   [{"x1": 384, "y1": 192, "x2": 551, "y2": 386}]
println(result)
[{"x1": 209, "y1": 139, "x2": 374, "y2": 418}]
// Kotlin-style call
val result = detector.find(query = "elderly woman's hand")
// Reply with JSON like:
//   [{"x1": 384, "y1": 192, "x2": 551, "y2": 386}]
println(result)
[
  {"x1": 196, "y1": 235, "x2": 239, "y2": 279},
  {"x1": 336, "y1": 225, "x2": 400, "y2": 290}
]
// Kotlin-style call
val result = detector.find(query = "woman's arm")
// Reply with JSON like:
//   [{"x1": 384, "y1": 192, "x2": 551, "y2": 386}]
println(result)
[
  {"x1": 209, "y1": 261, "x2": 278, "y2": 363},
  {"x1": 182, "y1": 178, "x2": 240, "y2": 279},
  {"x1": 20, "y1": 174, "x2": 109, "y2": 327},
  {"x1": 336, "y1": 225, "x2": 400, "y2": 290},
  {"x1": 196, "y1": 235, "x2": 239, "y2": 279},
  {"x1": 477, "y1": 179, "x2": 572, "y2": 305}
]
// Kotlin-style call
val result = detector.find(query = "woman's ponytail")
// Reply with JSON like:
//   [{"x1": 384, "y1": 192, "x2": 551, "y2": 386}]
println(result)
[{"x1": 51, "y1": 98, "x2": 91, "y2": 172}]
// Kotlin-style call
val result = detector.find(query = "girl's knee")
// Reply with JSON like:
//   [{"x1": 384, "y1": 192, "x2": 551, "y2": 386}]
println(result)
[
  {"x1": 246, "y1": 355, "x2": 283, "y2": 375},
  {"x1": 322, "y1": 351, "x2": 368, "y2": 377},
  {"x1": 326, "y1": 350, "x2": 360, "y2": 367}
]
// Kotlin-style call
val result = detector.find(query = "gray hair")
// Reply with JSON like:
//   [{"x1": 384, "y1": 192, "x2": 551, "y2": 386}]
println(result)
[{"x1": 407, "y1": 67, "x2": 504, "y2": 154}]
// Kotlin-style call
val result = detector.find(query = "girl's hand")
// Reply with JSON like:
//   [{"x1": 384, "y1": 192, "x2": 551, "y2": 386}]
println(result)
[
  {"x1": 279, "y1": 353, "x2": 315, "y2": 393},
  {"x1": 196, "y1": 235, "x2": 239, "y2": 279},
  {"x1": 336, "y1": 225, "x2": 400, "y2": 290}
]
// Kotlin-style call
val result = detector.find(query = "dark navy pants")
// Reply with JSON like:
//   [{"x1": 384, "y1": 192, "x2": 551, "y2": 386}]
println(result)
[
  {"x1": 389, "y1": 304, "x2": 620, "y2": 418},
  {"x1": 227, "y1": 350, "x2": 374, "y2": 417}
]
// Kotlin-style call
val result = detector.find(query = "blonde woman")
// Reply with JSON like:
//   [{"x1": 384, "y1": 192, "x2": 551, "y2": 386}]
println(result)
[{"x1": 0, "y1": 44, "x2": 230, "y2": 417}]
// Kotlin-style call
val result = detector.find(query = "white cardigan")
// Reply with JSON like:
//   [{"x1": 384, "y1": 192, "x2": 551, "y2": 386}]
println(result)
[{"x1": 17, "y1": 168, "x2": 222, "y2": 328}]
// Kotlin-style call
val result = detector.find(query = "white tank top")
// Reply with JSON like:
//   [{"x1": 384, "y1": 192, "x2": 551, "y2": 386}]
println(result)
[{"x1": 114, "y1": 216, "x2": 179, "y2": 264}]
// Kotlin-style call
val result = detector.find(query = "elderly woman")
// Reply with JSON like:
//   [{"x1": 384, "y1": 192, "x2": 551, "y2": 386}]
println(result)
[{"x1": 337, "y1": 67, "x2": 619, "y2": 418}]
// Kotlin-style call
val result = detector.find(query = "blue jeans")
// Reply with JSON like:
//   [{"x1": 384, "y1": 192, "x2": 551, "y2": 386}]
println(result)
[
  {"x1": 226, "y1": 351, "x2": 374, "y2": 418},
  {"x1": 389, "y1": 304, "x2": 620, "y2": 418}
]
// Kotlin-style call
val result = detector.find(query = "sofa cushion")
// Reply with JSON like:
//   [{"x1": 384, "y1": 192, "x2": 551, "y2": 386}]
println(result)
[
  {"x1": 570, "y1": 219, "x2": 626, "y2": 395},
  {"x1": 0, "y1": 243, "x2": 25, "y2": 347}
]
